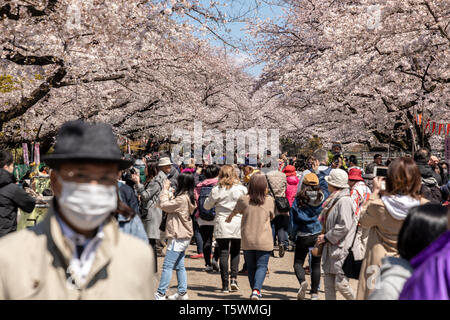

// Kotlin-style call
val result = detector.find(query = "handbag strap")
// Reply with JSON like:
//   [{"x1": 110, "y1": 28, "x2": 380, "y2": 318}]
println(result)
[
  {"x1": 265, "y1": 175, "x2": 276, "y2": 198},
  {"x1": 348, "y1": 221, "x2": 359, "y2": 251}
]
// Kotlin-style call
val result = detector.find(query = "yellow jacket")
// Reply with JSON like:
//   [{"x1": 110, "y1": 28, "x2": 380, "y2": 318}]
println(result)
[{"x1": 244, "y1": 169, "x2": 260, "y2": 184}]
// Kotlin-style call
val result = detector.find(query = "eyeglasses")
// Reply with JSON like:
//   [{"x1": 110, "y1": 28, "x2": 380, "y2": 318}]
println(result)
[{"x1": 58, "y1": 170, "x2": 117, "y2": 185}]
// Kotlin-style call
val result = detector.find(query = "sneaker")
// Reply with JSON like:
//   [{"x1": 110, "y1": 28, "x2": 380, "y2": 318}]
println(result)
[
  {"x1": 279, "y1": 245, "x2": 285, "y2": 258},
  {"x1": 190, "y1": 253, "x2": 204, "y2": 259},
  {"x1": 311, "y1": 293, "x2": 319, "y2": 300},
  {"x1": 212, "y1": 259, "x2": 220, "y2": 272},
  {"x1": 250, "y1": 289, "x2": 262, "y2": 300},
  {"x1": 297, "y1": 281, "x2": 308, "y2": 300},
  {"x1": 222, "y1": 286, "x2": 230, "y2": 293},
  {"x1": 168, "y1": 292, "x2": 189, "y2": 300},
  {"x1": 154, "y1": 292, "x2": 167, "y2": 300},
  {"x1": 205, "y1": 265, "x2": 213, "y2": 272},
  {"x1": 230, "y1": 280, "x2": 239, "y2": 292},
  {"x1": 270, "y1": 250, "x2": 275, "y2": 257}
]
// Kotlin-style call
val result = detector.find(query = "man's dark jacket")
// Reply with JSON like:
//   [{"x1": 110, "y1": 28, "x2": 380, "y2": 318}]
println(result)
[
  {"x1": 416, "y1": 161, "x2": 443, "y2": 203},
  {"x1": 118, "y1": 181, "x2": 140, "y2": 216},
  {"x1": 0, "y1": 169, "x2": 36, "y2": 237}
]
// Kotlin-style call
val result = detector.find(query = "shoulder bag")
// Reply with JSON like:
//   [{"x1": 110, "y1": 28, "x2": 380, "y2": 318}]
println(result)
[
  {"x1": 265, "y1": 175, "x2": 290, "y2": 214},
  {"x1": 342, "y1": 223, "x2": 363, "y2": 279}
]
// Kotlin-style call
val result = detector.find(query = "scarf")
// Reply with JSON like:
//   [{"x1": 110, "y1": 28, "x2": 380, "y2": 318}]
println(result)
[{"x1": 318, "y1": 188, "x2": 349, "y2": 223}]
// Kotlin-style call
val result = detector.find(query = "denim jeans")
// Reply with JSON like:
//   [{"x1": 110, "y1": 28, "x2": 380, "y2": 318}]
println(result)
[
  {"x1": 244, "y1": 250, "x2": 271, "y2": 291},
  {"x1": 271, "y1": 215, "x2": 289, "y2": 247},
  {"x1": 193, "y1": 218, "x2": 204, "y2": 254},
  {"x1": 157, "y1": 249, "x2": 187, "y2": 294}
]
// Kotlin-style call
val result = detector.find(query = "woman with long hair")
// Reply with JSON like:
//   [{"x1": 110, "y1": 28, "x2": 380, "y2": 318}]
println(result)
[
  {"x1": 370, "y1": 203, "x2": 448, "y2": 300},
  {"x1": 226, "y1": 173, "x2": 275, "y2": 300},
  {"x1": 203, "y1": 165, "x2": 247, "y2": 292},
  {"x1": 154, "y1": 173, "x2": 196, "y2": 300},
  {"x1": 289, "y1": 173, "x2": 326, "y2": 300},
  {"x1": 194, "y1": 165, "x2": 220, "y2": 272},
  {"x1": 132, "y1": 161, "x2": 165, "y2": 261},
  {"x1": 357, "y1": 157, "x2": 428, "y2": 300}
]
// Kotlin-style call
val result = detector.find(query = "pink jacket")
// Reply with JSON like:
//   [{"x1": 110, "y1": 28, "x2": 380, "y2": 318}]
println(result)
[
  {"x1": 285, "y1": 175, "x2": 299, "y2": 206},
  {"x1": 194, "y1": 178, "x2": 218, "y2": 218}
]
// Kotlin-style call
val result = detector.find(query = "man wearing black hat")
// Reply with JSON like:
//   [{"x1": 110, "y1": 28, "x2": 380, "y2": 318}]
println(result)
[{"x1": 0, "y1": 121, "x2": 155, "y2": 299}]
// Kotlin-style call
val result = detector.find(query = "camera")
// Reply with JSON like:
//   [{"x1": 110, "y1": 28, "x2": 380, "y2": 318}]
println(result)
[
  {"x1": 122, "y1": 167, "x2": 138, "y2": 187},
  {"x1": 373, "y1": 166, "x2": 388, "y2": 177}
]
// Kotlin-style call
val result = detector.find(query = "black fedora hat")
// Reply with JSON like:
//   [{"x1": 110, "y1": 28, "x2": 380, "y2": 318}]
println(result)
[{"x1": 43, "y1": 120, "x2": 133, "y2": 170}]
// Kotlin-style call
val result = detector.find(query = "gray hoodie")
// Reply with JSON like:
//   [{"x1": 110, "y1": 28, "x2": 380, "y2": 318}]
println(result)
[{"x1": 368, "y1": 256, "x2": 413, "y2": 300}]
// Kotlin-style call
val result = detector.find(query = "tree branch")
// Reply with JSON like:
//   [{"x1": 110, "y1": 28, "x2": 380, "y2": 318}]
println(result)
[
  {"x1": 423, "y1": 1, "x2": 450, "y2": 42},
  {"x1": 55, "y1": 74, "x2": 125, "y2": 87},
  {"x1": 0, "y1": 66, "x2": 67, "y2": 130},
  {"x1": 0, "y1": 0, "x2": 58, "y2": 20},
  {"x1": 4, "y1": 49, "x2": 63, "y2": 66}
]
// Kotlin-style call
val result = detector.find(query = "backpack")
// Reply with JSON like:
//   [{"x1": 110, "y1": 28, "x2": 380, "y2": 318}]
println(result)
[
  {"x1": 197, "y1": 184, "x2": 216, "y2": 221},
  {"x1": 420, "y1": 183, "x2": 442, "y2": 204}
]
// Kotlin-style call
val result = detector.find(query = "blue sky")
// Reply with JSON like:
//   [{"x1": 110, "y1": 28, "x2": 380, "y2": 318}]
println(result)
[{"x1": 174, "y1": 1, "x2": 286, "y2": 78}]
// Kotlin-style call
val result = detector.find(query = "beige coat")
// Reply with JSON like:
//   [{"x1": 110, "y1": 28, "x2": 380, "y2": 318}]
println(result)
[
  {"x1": 232, "y1": 195, "x2": 275, "y2": 251},
  {"x1": 159, "y1": 189, "x2": 195, "y2": 240},
  {"x1": 0, "y1": 209, "x2": 155, "y2": 300},
  {"x1": 356, "y1": 194, "x2": 428, "y2": 300},
  {"x1": 265, "y1": 170, "x2": 287, "y2": 216},
  {"x1": 321, "y1": 189, "x2": 359, "y2": 275}
]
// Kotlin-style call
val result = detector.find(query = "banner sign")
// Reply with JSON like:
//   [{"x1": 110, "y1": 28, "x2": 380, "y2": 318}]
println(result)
[
  {"x1": 22, "y1": 143, "x2": 29, "y2": 166},
  {"x1": 415, "y1": 113, "x2": 450, "y2": 136},
  {"x1": 34, "y1": 143, "x2": 40, "y2": 165},
  {"x1": 445, "y1": 136, "x2": 450, "y2": 165}
]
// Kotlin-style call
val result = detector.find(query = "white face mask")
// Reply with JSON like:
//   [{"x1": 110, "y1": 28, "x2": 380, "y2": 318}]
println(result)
[
  {"x1": 306, "y1": 190, "x2": 319, "y2": 202},
  {"x1": 56, "y1": 175, "x2": 118, "y2": 231}
]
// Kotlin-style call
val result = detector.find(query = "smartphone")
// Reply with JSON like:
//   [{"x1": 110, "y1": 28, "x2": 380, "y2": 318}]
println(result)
[
  {"x1": 374, "y1": 166, "x2": 388, "y2": 190},
  {"x1": 373, "y1": 166, "x2": 388, "y2": 177}
]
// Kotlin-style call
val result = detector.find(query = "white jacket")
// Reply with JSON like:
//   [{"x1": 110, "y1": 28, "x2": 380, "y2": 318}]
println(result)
[{"x1": 203, "y1": 184, "x2": 247, "y2": 239}]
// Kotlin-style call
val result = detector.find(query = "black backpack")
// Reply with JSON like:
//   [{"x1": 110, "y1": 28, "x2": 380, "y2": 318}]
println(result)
[
  {"x1": 198, "y1": 184, "x2": 216, "y2": 221},
  {"x1": 420, "y1": 183, "x2": 442, "y2": 204}
]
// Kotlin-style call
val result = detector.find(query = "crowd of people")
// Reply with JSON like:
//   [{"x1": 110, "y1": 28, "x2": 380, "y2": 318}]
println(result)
[{"x1": 0, "y1": 122, "x2": 450, "y2": 300}]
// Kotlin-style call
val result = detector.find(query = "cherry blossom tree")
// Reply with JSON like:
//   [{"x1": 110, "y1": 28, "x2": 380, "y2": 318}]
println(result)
[
  {"x1": 0, "y1": 0, "x2": 256, "y2": 153},
  {"x1": 252, "y1": 0, "x2": 450, "y2": 151}
]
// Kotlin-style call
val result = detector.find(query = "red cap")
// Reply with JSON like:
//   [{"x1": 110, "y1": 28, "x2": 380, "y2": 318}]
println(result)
[
  {"x1": 348, "y1": 168, "x2": 364, "y2": 181},
  {"x1": 283, "y1": 165, "x2": 296, "y2": 177}
]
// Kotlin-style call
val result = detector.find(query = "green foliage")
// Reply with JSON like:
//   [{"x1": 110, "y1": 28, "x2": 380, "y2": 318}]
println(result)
[
  {"x1": 0, "y1": 74, "x2": 21, "y2": 93},
  {"x1": 299, "y1": 135, "x2": 324, "y2": 156}
]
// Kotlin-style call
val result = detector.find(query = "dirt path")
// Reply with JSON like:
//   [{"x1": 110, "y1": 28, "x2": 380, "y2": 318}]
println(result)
[{"x1": 155, "y1": 244, "x2": 359, "y2": 300}]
